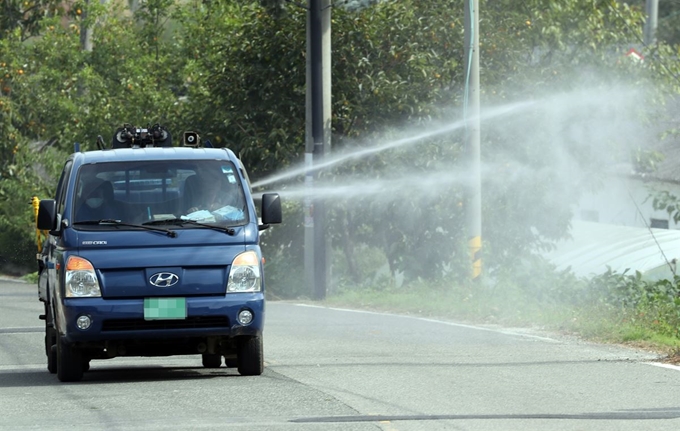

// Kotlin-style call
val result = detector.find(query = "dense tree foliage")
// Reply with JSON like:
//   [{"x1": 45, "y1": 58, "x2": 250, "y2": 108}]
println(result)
[
  {"x1": 0, "y1": 0, "x2": 186, "y2": 273},
  {"x1": 0, "y1": 0, "x2": 63, "y2": 40}
]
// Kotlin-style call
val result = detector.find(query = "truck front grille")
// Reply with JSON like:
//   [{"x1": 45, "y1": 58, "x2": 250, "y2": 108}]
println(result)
[{"x1": 101, "y1": 316, "x2": 230, "y2": 331}]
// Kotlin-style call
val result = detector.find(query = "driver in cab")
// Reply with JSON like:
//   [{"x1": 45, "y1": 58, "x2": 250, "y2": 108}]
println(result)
[{"x1": 184, "y1": 174, "x2": 243, "y2": 223}]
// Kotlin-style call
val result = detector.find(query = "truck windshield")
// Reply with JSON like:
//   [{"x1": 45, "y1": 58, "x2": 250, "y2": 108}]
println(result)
[{"x1": 72, "y1": 160, "x2": 247, "y2": 227}]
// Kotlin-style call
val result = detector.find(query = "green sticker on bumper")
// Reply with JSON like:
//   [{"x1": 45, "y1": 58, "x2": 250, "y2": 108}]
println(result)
[{"x1": 144, "y1": 298, "x2": 187, "y2": 320}]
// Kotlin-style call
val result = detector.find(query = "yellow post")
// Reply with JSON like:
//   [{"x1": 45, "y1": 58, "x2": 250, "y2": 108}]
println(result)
[
  {"x1": 31, "y1": 196, "x2": 45, "y2": 251},
  {"x1": 468, "y1": 235, "x2": 482, "y2": 279}
]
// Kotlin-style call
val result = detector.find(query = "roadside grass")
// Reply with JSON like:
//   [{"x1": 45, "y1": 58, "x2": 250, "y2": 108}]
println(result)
[
  {"x1": 324, "y1": 282, "x2": 569, "y2": 328},
  {"x1": 22, "y1": 272, "x2": 38, "y2": 284}
]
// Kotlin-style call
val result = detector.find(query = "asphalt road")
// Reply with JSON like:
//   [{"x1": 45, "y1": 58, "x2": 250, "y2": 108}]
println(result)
[{"x1": 2, "y1": 278, "x2": 680, "y2": 431}]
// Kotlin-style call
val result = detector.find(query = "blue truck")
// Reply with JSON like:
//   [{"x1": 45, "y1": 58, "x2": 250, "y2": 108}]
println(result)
[{"x1": 35, "y1": 124, "x2": 282, "y2": 382}]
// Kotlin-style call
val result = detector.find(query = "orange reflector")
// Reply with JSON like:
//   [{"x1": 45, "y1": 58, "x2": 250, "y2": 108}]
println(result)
[
  {"x1": 261, "y1": 257, "x2": 266, "y2": 265},
  {"x1": 233, "y1": 251, "x2": 258, "y2": 266},
  {"x1": 66, "y1": 256, "x2": 94, "y2": 271}
]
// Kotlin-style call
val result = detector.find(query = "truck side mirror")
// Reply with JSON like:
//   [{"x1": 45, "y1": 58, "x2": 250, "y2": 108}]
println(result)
[
  {"x1": 37, "y1": 199, "x2": 57, "y2": 231},
  {"x1": 260, "y1": 193, "x2": 282, "y2": 227}
]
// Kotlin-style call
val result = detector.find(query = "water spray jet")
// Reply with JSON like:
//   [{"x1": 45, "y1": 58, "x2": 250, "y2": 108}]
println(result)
[{"x1": 251, "y1": 100, "x2": 536, "y2": 189}]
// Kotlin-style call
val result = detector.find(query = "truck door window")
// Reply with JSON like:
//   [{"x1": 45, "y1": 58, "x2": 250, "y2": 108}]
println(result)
[{"x1": 55, "y1": 160, "x2": 73, "y2": 218}]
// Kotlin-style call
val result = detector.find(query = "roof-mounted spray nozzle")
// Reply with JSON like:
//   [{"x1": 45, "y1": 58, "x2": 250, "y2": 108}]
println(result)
[{"x1": 111, "y1": 123, "x2": 172, "y2": 148}]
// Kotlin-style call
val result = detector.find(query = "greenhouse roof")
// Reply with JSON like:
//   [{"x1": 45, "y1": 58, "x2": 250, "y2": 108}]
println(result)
[{"x1": 547, "y1": 220, "x2": 680, "y2": 280}]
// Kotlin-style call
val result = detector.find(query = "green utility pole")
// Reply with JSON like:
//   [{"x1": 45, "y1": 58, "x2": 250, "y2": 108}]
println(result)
[
  {"x1": 464, "y1": 0, "x2": 481, "y2": 280},
  {"x1": 644, "y1": 0, "x2": 658, "y2": 45},
  {"x1": 305, "y1": 0, "x2": 331, "y2": 300}
]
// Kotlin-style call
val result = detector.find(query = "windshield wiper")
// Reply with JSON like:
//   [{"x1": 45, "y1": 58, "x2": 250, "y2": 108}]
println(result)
[
  {"x1": 143, "y1": 218, "x2": 236, "y2": 235},
  {"x1": 74, "y1": 219, "x2": 177, "y2": 237}
]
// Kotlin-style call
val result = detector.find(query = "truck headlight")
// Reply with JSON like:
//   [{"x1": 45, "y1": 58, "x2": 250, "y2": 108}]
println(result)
[
  {"x1": 65, "y1": 256, "x2": 102, "y2": 298},
  {"x1": 227, "y1": 251, "x2": 261, "y2": 293}
]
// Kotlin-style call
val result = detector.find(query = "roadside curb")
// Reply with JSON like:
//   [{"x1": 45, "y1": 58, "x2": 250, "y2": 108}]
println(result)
[{"x1": 0, "y1": 276, "x2": 27, "y2": 284}]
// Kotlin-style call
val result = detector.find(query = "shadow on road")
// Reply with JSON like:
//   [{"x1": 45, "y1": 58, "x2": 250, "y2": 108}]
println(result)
[{"x1": 0, "y1": 366, "x2": 238, "y2": 386}]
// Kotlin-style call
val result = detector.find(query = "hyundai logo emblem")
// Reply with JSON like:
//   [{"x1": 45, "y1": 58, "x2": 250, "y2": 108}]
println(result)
[{"x1": 149, "y1": 272, "x2": 179, "y2": 287}]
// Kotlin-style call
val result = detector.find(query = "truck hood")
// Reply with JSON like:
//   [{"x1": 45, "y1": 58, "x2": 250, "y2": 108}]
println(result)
[{"x1": 73, "y1": 226, "x2": 254, "y2": 298}]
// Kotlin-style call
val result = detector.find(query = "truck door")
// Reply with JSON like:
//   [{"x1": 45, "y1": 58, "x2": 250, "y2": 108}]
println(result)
[{"x1": 46, "y1": 160, "x2": 73, "y2": 303}]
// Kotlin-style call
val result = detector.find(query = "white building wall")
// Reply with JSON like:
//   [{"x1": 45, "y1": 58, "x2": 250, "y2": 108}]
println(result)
[{"x1": 575, "y1": 175, "x2": 680, "y2": 230}]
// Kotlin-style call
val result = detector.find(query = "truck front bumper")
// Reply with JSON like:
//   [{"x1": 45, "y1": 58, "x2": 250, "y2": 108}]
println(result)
[{"x1": 58, "y1": 293, "x2": 264, "y2": 343}]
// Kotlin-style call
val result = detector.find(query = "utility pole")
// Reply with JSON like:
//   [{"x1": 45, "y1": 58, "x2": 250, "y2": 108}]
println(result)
[
  {"x1": 644, "y1": 0, "x2": 658, "y2": 45},
  {"x1": 79, "y1": 0, "x2": 108, "y2": 53},
  {"x1": 464, "y1": 0, "x2": 481, "y2": 280},
  {"x1": 305, "y1": 0, "x2": 331, "y2": 299},
  {"x1": 80, "y1": 0, "x2": 93, "y2": 53}
]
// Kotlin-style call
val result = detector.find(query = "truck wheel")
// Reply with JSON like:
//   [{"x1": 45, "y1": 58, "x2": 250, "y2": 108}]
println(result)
[
  {"x1": 45, "y1": 305, "x2": 57, "y2": 374},
  {"x1": 236, "y1": 336, "x2": 263, "y2": 376},
  {"x1": 82, "y1": 359, "x2": 91, "y2": 372},
  {"x1": 46, "y1": 326, "x2": 57, "y2": 374},
  {"x1": 201, "y1": 354, "x2": 222, "y2": 368},
  {"x1": 224, "y1": 357, "x2": 238, "y2": 368},
  {"x1": 56, "y1": 337, "x2": 84, "y2": 382}
]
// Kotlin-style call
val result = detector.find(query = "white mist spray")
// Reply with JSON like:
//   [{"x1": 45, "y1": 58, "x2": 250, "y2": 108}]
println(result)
[{"x1": 257, "y1": 78, "x2": 660, "y2": 288}]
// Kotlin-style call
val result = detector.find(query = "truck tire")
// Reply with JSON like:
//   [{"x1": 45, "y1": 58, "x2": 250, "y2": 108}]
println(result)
[
  {"x1": 45, "y1": 304, "x2": 57, "y2": 374},
  {"x1": 57, "y1": 337, "x2": 84, "y2": 382},
  {"x1": 237, "y1": 336, "x2": 263, "y2": 376},
  {"x1": 201, "y1": 354, "x2": 222, "y2": 368}
]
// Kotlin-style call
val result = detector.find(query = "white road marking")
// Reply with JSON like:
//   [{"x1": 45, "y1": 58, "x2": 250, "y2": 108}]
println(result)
[
  {"x1": 645, "y1": 361, "x2": 680, "y2": 371},
  {"x1": 0, "y1": 326, "x2": 43, "y2": 334}
]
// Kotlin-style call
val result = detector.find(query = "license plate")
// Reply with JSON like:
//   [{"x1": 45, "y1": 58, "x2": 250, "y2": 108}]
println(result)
[{"x1": 144, "y1": 298, "x2": 187, "y2": 320}]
